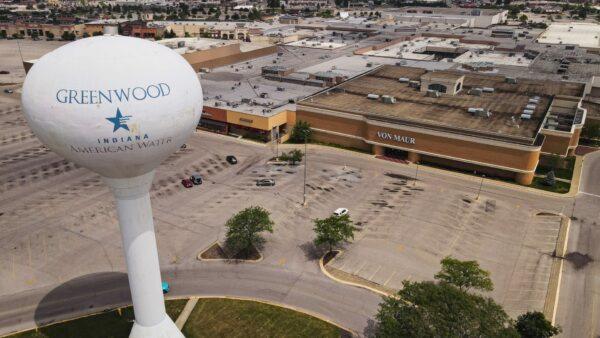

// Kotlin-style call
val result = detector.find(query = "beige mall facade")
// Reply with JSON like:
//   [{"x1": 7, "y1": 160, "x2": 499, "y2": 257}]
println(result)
[{"x1": 297, "y1": 106, "x2": 545, "y2": 185}]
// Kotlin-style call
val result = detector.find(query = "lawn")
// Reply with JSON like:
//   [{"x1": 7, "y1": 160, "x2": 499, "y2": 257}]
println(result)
[
  {"x1": 8, "y1": 299, "x2": 188, "y2": 338},
  {"x1": 182, "y1": 298, "x2": 347, "y2": 338},
  {"x1": 535, "y1": 156, "x2": 576, "y2": 180},
  {"x1": 6, "y1": 298, "x2": 348, "y2": 338},
  {"x1": 530, "y1": 177, "x2": 571, "y2": 194}
]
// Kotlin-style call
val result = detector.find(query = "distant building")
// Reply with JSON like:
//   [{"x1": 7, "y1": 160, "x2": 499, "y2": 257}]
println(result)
[
  {"x1": 0, "y1": 21, "x2": 84, "y2": 38},
  {"x1": 392, "y1": 7, "x2": 508, "y2": 28}
]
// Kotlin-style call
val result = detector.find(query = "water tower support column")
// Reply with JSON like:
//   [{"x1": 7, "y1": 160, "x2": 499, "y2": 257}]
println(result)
[{"x1": 104, "y1": 171, "x2": 184, "y2": 338}]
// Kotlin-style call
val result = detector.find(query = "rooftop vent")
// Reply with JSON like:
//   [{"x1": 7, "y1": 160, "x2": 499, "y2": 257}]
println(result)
[
  {"x1": 426, "y1": 90, "x2": 440, "y2": 98},
  {"x1": 381, "y1": 95, "x2": 396, "y2": 104},
  {"x1": 468, "y1": 88, "x2": 482, "y2": 96}
]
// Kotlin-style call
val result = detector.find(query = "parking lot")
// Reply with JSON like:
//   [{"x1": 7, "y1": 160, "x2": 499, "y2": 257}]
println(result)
[{"x1": 0, "y1": 89, "x2": 562, "y2": 319}]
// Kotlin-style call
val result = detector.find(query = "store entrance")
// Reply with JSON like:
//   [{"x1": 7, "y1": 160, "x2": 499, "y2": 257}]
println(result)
[{"x1": 384, "y1": 147, "x2": 408, "y2": 159}]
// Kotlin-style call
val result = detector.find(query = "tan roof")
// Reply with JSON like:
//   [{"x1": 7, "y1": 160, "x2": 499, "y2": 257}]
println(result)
[{"x1": 299, "y1": 65, "x2": 586, "y2": 142}]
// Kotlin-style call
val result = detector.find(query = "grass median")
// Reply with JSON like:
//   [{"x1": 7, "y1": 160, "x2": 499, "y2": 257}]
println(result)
[{"x1": 7, "y1": 298, "x2": 347, "y2": 338}]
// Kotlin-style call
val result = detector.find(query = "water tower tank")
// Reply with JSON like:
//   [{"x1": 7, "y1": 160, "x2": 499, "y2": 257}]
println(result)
[{"x1": 21, "y1": 35, "x2": 203, "y2": 178}]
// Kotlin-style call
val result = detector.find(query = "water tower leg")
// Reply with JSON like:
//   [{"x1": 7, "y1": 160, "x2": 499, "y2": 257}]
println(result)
[{"x1": 104, "y1": 171, "x2": 184, "y2": 338}]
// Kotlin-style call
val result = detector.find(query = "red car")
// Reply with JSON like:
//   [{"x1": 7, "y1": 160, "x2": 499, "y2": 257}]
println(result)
[{"x1": 181, "y1": 179, "x2": 193, "y2": 188}]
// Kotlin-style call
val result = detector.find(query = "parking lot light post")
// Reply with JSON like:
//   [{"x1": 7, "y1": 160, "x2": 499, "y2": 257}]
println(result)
[
  {"x1": 414, "y1": 162, "x2": 419, "y2": 186},
  {"x1": 303, "y1": 134, "x2": 307, "y2": 206},
  {"x1": 476, "y1": 174, "x2": 485, "y2": 200}
]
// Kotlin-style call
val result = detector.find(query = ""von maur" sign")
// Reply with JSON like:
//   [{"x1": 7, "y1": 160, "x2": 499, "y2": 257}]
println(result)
[{"x1": 376, "y1": 131, "x2": 416, "y2": 145}]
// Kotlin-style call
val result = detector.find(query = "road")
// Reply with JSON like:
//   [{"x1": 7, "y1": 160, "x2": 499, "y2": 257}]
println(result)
[
  {"x1": 0, "y1": 126, "x2": 598, "y2": 337},
  {"x1": 0, "y1": 264, "x2": 380, "y2": 336},
  {"x1": 554, "y1": 150, "x2": 600, "y2": 338}
]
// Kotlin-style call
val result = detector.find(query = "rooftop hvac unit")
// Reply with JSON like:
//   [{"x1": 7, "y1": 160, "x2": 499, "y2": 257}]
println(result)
[
  {"x1": 214, "y1": 102, "x2": 222, "y2": 107},
  {"x1": 469, "y1": 88, "x2": 482, "y2": 96},
  {"x1": 468, "y1": 107, "x2": 485, "y2": 114},
  {"x1": 409, "y1": 81, "x2": 420, "y2": 89},
  {"x1": 482, "y1": 87, "x2": 495, "y2": 93},
  {"x1": 520, "y1": 113, "x2": 531, "y2": 119},
  {"x1": 366, "y1": 62, "x2": 374, "y2": 67},
  {"x1": 367, "y1": 93, "x2": 380, "y2": 100},
  {"x1": 381, "y1": 95, "x2": 396, "y2": 103},
  {"x1": 523, "y1": 109, "x2": 534, "y2": 115},
  {"x1": 426, "y1": 90, "x2": 440, "y2": 98},
  {"x1": 277, "y1": 87, "x2": 285, "y2": 91},
  {"x1": 398, "y1": 77, "x2": 410, "y2": 83},
  {"x1": 525, "y1": 104, "x2": 536, "y2": 110}
]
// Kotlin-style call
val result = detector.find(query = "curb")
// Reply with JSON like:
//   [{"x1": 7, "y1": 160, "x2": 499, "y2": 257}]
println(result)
[
  {"x1": 542, "y1": 214, "x2": 570, "y2": 325},
  {"x1": 319, "y1": 250, "x2": 393, "y2": 298},
  {"x1": 196, "y1": 241, "x2": 264, "y2": 263},
  {"x1": 567, "y1": 155, "x2": 584, "y2": 196}
]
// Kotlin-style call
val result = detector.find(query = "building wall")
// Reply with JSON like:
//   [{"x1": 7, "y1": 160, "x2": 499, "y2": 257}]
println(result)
[
  {"x1": 84, "y1": 24, "x2": 104, "y2": 36},
  {"x1": 182, "y1": 44, "x2": 276, "y2": 71},
  {"x1": 297, "y1": 107, "x2": 541, "y2": 184},
  {"x1": 0, "y1": 23, "x2": 85, "y2": 38}
]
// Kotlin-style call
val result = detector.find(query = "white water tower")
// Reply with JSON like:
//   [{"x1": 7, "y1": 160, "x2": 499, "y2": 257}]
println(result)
[{"x1": 21, "y1": 35, "x2": 203, "y2": 337}]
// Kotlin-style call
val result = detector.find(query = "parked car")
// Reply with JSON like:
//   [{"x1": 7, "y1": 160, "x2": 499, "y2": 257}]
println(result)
[
  {"x1": 333, "y1": 208, "x2": 349, "y2": 217},
  {"x1": 162, "y1": 281, "x2": 170, "y2": 294},
  {"x1": 256, "y1": 178, "x2": 275, "y2": 186},
  {"x1": 226, "y1": 155, "x2": 238, "y2": 164},
  {"x1": 190, "y1": 174, "x2": 202, "y2": 185},
  {"x1": 181, "y1": 179, "x2": 193, "y2": 188},
  {"x1": 3, "y1": 89, "x2": 13, "y2": 94}
]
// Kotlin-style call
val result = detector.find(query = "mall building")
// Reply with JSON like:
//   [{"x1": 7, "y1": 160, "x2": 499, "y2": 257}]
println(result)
[{"x1": 296, "y1": 65, "x2": 586, "y2": 185}]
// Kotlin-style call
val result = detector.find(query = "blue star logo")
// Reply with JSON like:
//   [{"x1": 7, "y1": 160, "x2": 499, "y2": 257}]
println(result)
[{"x1": 106, "y1": 108, "x2": 131, "y2": 132}]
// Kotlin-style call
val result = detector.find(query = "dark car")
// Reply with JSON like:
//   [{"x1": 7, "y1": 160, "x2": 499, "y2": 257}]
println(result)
[
  {"x1": 190, "y1": 174, "x2": 202, "y2": 185},
  {"x1": 226, "y1": 155, "x2": 238, "y2": 165},
  {"x1": 181, "y1": 179, "x2": 193, "y2": 188},
  {"x1": 256, "y1": 179, "x2": 275, "y2": 186}
]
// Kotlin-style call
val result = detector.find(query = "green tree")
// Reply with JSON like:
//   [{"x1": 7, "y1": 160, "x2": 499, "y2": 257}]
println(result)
[
  {"x1": 268, "y1": 0, "x2": 280, "y2": 9},
  {"x1": 290, "y1": 120, "x2": 312, "y2": 143},
  {"x1": 376, "y1": 281, "x2": 519, "y2": 338},
  {"x1": 516, "y1": 311, "x2": 561, "y2": 338},
  {"x1": 163, "y1": 29, "x2": 176, "y2": 38},
  {"x1": 313, "y1": 214, "x2": 354, "y2": 254},
  {"x1": 434, "y1": 256, "x2": 493, "y2": 291},
  {"x1": 61, "y1": 31, "x2": 76, "y2": 41},
  {"x1": 519, "y1": 14, "x2": 528, "y2": 23},
  {"x1": 225, "y1": 206, "x2": 274, "y2": 257},
  {"x1": 248, "y1": 8, "x2": 262, "y2": 20},
  {"x1": 280, "y1": 149, "x2": 304, "y2": 165}
]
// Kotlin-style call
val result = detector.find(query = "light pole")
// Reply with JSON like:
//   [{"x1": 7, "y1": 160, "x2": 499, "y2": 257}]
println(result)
[
  {"x1": 476, "y1": 174, "x2": 485, "y2": 200},
  {"x1": 303, "y1": 133, "x2": 307, "y2": 206},
  {"x1": 413, "y1": 162, "x2": 419, "y2": 186}
]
